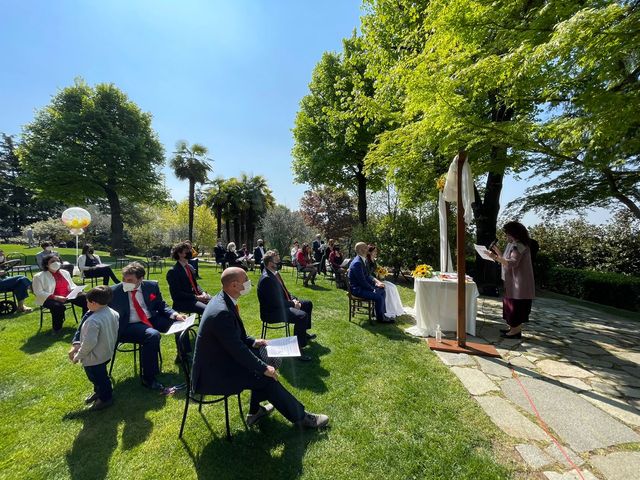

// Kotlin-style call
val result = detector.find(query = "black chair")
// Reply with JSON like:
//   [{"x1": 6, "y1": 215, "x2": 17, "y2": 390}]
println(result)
[
  {"x1": 39, "y1": 303, "x2": 78, "y2": 329},
  {"x1": 260, "y1": 317, "x2": 291, "y2": 341},
  {"x1": 6, "y1": 253, "x2": 35, "y2": 278},
  {"x1": 294, "y1": 265, "x2": 309, "y2": 284},
  {"x1": 178, "y1": 326, "x2": 247, "y2": 440},
  {"x1": 345, "y1": 278, "x2": 374, "y2": 325},
  {"x1": 80, "y1": 274, "x2": 100, "y2": 288},
  {"x1": 146, "y1": 255, "x2": 164, "y2": 275},
  {"x1": 109, "y1": 341, "x2": 163, "y2": 383}
]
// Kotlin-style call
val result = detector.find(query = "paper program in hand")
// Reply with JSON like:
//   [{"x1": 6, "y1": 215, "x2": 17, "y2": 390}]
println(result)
[
  {"x1": 265, "y1": 336, "x2": 301, "y2": 358},
  {"x1": 474, "y1": 244, "x2": 496, "y2": 262}
]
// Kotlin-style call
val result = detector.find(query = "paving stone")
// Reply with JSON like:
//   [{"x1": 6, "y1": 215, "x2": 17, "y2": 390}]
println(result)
[
  {"x1": 475, "y1": 396, "x2": 546, "y2": 441},
  {"x1": 579, "y1": 393, "x2": 640, "y2": 427},
  {"x1": 501, "y1": 377, "x2": 640, "y2": 452},
  {"x1": 590, "y1": 451, "x2": 640, "y2": 480},
  {"x1": 590, "y1": 382, "x2": 622, "y2": 397},
  {"x1": 613, "y1": 351, "x2": 640, "y2": 364},
  {"x1": 542, "y1": 469, "x2": 599, "y2": 480},
  {"x1": 434, "y1": 351, "x2": 476, "y2": 366},
  {"x1": 515, "y1": 444, "x2": 554, "y2": 469},
  {"x1": 450, "y1": 367, "x2": 499, "y2": 395},
  {"x1": 621, "y1": 366, "x2": 640, "y2": 378},
  {"x1": 509, "y1": 355, "x2": 537, "y2": 370},
  {"x1": 475, "y1": 356, "x2": 513, "y2": 378},
  {"x1": 543, "y1": 444, "x2": 585, "y2": 468},
  {"x1": 557, "y1": 378, "x2": 591, "y2": 392},
  {"x1": 615, "y1": 386, "x2": 640, "y2": 398},
  {"x1": 571, "y1": 345, "x2": 609, "y2": 356},
  {"x1": 537, "y1": 360, "x2": 594, "y2": 379}
]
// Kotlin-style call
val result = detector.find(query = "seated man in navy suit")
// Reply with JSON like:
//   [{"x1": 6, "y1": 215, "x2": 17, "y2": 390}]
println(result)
[
  {"x1": 166, "y1": 241, "x2": 211, "y2": 315},
  {"x1": 257, "y1": 250, "x2": 315, "y2": 362},
  {"x1": 348, "y1": 242, "x2": 393, "y2": 323},
  {"x1": 111, "y1": 262, "x2": 187, "y2": 390},
  {"x1": 191, "y1": 266, "x2": 328, "y2": 429}
]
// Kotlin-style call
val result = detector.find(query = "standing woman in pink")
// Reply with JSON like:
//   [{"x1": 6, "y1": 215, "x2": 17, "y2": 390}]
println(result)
[{"x1": 490, "y1": 221, "x2": 535, "y2": 339}]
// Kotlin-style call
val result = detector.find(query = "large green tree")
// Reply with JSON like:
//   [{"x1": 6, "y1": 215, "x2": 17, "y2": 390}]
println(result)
[
  {"x1": 0, "y1": 134, "x2": 62, "y2": 232},
  {"x1": 292, "y1": 34, "x2": 388, "y2": 226},
  {"x1": 18, "y1": 80, "x2": 167, "y2": 251},
  {"x1": 170, "y1": 140, "x2": 212, "y2": 242}
]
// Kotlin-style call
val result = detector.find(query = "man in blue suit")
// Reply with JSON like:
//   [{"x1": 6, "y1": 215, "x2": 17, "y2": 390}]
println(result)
[
  {"x1": 111, "y1": 262, "x2": 187, "y2": 390},
  {"x1": 191, "y1": 267, "x2": 329, "y2": 429},
  {"x1": 348, "y1": 242, "x2": 393, "y2": 323}
]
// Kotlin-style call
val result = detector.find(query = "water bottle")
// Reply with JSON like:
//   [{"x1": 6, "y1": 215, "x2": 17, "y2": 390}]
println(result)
[{"x1": 435, "y1": 324, "x2": 442, "y2": 343}]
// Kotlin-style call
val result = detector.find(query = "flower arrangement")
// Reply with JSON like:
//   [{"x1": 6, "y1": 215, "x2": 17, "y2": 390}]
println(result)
[
  {"x1": 412, "y1": 264, "x2": 434, "y2": 278},
  {"x1": 375, "y1": 265, "x2": 389, "y2": 280},
  {"x1": 436, "y1": 174, "x2": 447, "y2": 192}
]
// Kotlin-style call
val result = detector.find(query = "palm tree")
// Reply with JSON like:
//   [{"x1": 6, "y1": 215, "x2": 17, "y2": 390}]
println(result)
[
  {"x1": 205, "y1": 177, "x2": 228, "y2": 240},
  {"x1": 170, "y1": 140, "x2": 212, "y2": 242},
  {"x1": 244, "y1": 174, "x2": 274, "y2": 247}
]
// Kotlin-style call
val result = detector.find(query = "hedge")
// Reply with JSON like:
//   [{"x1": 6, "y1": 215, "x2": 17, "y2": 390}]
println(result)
[{"x1": 546, "y1": 267, "x2": 640, "y2": 312}]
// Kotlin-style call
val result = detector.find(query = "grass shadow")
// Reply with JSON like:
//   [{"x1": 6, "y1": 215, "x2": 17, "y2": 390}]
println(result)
[
  {"x1": 20, "y1": 325, "x2": 78, "y2": 354},
  {"x1": 64, "y1": 377, "x2": 167, "y2": 480},
  {"x1": 279, "y1": 342, "x2": 331, "y2": 393},
  {"x1": 184, "y1": 416, "x2": 325, "y2": 480},
  {"x1": 360, "y1": 317, "x2": 423, "y2": 344}
]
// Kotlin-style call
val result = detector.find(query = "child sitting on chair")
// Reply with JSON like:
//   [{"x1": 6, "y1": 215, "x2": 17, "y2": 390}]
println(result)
[{"x1": 68, "y1": 285, "x2": 119, "y2": 410}]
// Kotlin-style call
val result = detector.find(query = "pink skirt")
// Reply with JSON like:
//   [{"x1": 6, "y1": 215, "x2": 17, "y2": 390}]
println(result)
[{"x1": 503, "y1": 298, "x2": 532, "y2": 327}]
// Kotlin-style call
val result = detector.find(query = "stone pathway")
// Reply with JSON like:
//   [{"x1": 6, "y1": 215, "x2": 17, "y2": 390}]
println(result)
[{"x1": 414, "y1": 296, "x2": 640, "y2": 479}]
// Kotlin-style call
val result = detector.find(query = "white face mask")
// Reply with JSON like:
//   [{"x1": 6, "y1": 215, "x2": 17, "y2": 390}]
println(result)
[
  {"x1": 122, "y1": 282, "x2": 138, "y2": 292},
  {"x1": 239, "y1": 279, "x2": 252, "y2": 296},
  {"x1": 45, "y1": 246, "x2": 53, "y2": 252},
  {"x1": 49, "y1": 262, "x2": 61, "y2": 272}
]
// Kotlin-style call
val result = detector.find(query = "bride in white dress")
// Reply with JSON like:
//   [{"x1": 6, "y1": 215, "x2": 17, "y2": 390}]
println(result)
[{"x1": 366, "y1": 245, "x2": 405, "y2": 318}]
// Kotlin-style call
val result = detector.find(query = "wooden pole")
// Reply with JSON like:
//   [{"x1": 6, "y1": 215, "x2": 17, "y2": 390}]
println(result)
[{"x1": 457, "y1": 151, "x2": 467, "y2": 348}]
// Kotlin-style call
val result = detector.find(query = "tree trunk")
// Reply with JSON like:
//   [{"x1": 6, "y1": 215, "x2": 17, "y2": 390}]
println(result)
[
  {"x1": 216, "y1": 206, "x2": 222, "y2": 239},
  {"x1": 225, "y1": 217, "x2": 231, "y2": 244},
  {"x1": 472, "y1": 165, "x2": 505, "y2": 294},
  {"x1": 233, "y1": 219, "x2": 240, "y2": 245},
  {"x1": 602, "y1": 168, "x2": 640, "y2": 220},
  {"x1": 355, "y1": 161, "x2": 367, "y2": 226},
  {"x1": 188, "y1": 179, "x2": 195, "y2": 242},
  {"x1": 105, "y1": 185, "x2": 124, "y2": 253}
]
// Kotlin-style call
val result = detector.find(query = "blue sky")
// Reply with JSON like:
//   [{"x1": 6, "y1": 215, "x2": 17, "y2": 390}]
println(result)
[{"x1": 0, "y1": 0, "x2": 610, "y2": 224}]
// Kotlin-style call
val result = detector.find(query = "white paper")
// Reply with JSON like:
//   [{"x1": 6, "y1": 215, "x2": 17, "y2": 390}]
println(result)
[
  {"x1": 340, "y1": 258, "x2": 350, "y2": 268},
  {"x1": 265, "y1": 336, "x2": 301, "y2": 358},
  {"x1": 66, "y1": 285, "x2": 87, "y2": 300},
  {"x1": 164, "y1": 314, "x2": 196, "y2": 335},
  {"x1": 474, "y1": 244, "x2": 496, "y2": 262}
]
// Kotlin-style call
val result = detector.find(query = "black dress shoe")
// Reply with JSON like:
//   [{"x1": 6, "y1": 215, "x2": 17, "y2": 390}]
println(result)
[
  {"x1": 306, "y1": 333, "x2": 317, "y2": 340},
  {"x1": 500, "y1": 331, "x2": 522, "y2": 339},
  {"x1": 297, "y1": 355, "x2": 312, "y2": 362},
  {"x1": 142, "y1": 379, "x2": 164, "y2": 390},
  {"x1": 500, "y1": 328, "x2": 511, "y2": 333}
]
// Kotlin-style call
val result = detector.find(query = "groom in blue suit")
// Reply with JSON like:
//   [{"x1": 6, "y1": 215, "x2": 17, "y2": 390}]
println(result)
[
  {"x1": 111, "y1": 262, "x2": 187, "y2": 390},
  {"x1": 348, "y1": 242, "x2": 392, "y2": 323}
]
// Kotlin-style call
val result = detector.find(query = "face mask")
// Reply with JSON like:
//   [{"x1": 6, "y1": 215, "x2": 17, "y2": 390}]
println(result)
[
  {"x1": 239, "y1": 279, "x2": 252, "y2": 296},
  {"x1": 88, "y1": 250, "x2": 94, "y2": 254},
  {"x1": 122, "y1": 282, "x2": 138, "y2": 292},
  {"x1": 49, "y1": 262, "x2": 61, "y2": 272},
  {"x1": 45, "y1": 247, "x2": 53, "y2": 252}
]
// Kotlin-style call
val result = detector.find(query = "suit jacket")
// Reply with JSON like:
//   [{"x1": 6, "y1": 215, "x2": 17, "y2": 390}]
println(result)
[
  {"x1": 348, "y1": 255, "x2": 376, "y2": 296},
  {"x1": 213, "y1": 245, "x2": 226, "y2": 263},
  {"x1": 253, "y1": 246, "x2": 265, "y2": 265},
  {"x1": 191, "y1": 291, "x2": 267, "y2": 395},
  {"x1": 110, "y1": 280, "x2": 176, "y2": 337},
  {"x1": 166, "y1": 261, "x2": 201, "y2": 306},
  {"x1": 257, "y1": 269, "x2": 295, "y2": 324}
]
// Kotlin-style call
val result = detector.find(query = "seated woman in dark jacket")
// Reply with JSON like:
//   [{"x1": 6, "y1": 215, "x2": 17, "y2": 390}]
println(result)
[
  {"x1": 224, "y1": 242, "x2": 247, "y2": 271},
  {"x1": 78, "y1": 244, "x2": 119, "y2": 285}
]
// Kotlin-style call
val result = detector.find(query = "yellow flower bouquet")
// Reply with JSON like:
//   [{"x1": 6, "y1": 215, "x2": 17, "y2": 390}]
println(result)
[
  {"x1": 375, "y1": 265, "x2": 389, "y2": 280},
  {"x1": 412, "y1": 264, "x2": 434, "y2": 278}
]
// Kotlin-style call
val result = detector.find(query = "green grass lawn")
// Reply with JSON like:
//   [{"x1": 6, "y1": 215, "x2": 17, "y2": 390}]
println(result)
[{"x1": 0, "y1": 254, "x2": 514, "y2": 479}]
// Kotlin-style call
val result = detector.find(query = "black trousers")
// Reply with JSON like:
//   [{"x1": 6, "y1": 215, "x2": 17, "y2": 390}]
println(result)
[
  {"x1": 84, "y1": 266, "x2": 120, "y2": 285},
  {"x1": 84, "y1": 361, "x2": 113, "y2": 401},
  {"x1": 248, "y1": 376, "x2": 305, "y2": 423},
  {"x1": 287, "y1": 299, "x2": 312, "y2": 348},
  {"x1": 42, "y1": 294, "x2": 88, "y2": 331}
]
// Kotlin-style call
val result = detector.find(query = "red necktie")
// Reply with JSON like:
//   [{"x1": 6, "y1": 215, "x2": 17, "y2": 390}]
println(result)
[
  {"x1": 275, "y1": 273, "x2": 291, "y2": 301},
  {"x1": 131, "y1": 290, "x2": 153, "y2": 328},
  {"x1": 184, "y1": 264, "x2": 200, "y2": 294}
]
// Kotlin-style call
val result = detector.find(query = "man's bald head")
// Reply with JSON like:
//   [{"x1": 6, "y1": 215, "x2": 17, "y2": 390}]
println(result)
[
  {"x1": 221, "y1": 267, "x2": 247, "y2": 287},
  {"x1": 355, "y1": 242, "x2": 367, "y2": 256}
]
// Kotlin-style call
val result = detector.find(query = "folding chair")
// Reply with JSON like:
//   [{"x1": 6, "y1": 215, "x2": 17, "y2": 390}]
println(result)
[{"x1": 178, "y1": 326, "x2": 247, "y2": 440}]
